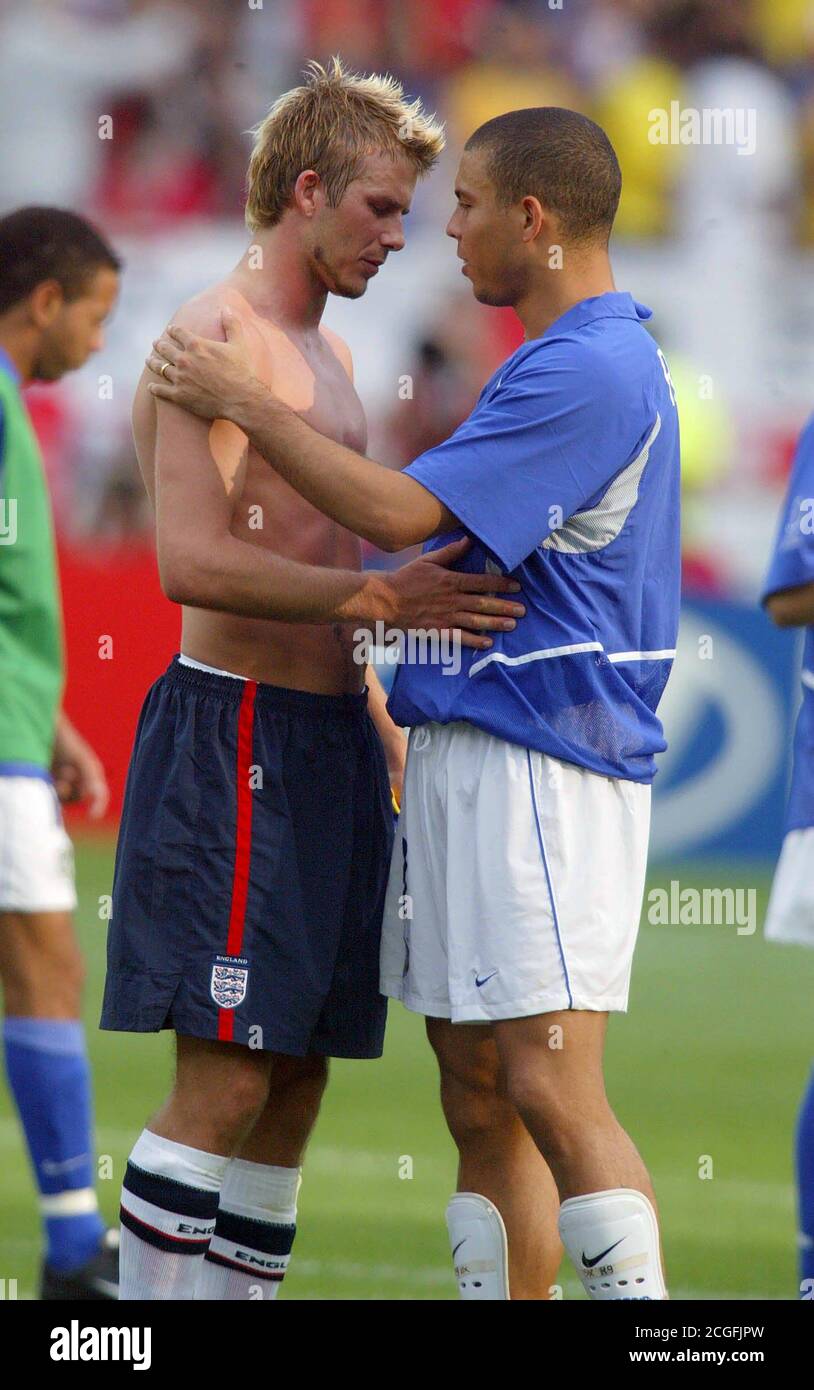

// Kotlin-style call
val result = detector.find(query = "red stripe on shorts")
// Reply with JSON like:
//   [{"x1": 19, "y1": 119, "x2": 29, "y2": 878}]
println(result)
[{"x1": 218, "y1": 679, "x2": 258, "y2": 1042}]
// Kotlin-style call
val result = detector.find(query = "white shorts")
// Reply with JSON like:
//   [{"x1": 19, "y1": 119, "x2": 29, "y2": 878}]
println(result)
[
  {"x1": 0, "y1": 776, "x2": 77, "y2": 913},
  {"x1": 764, "y1": 827, "x2": 814, "y2": 947},
  {"x1": 380, "y1": 723, "x2": 651, "y2": 1022}
]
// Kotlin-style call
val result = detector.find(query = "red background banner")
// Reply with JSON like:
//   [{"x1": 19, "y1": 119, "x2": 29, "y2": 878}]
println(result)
[{"x1": 58, "y1": 541, "x2": 179, "y2": 827}]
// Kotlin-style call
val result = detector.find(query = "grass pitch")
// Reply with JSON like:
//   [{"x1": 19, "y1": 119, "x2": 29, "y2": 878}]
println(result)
[{"x1": 0, "y1": 836, "x2": 809, "y2": 1300}]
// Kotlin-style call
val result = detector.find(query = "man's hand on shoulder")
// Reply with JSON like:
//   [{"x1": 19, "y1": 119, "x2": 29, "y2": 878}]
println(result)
[{"x1": 147, "y1": 306, "x2": 269, "y2": 427}]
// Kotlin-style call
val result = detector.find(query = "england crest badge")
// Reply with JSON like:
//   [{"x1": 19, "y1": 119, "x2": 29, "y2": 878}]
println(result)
[{"x1": 210, "y1": 954, "x2": 249, "y2": 1009}]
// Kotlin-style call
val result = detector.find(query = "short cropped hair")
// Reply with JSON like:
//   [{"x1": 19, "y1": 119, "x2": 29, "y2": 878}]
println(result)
[
  {"x1": 0, "y1": 206, "x2": 121, "y2": 315},
  {"x1": 245, "y1": 57, "x2": 445, "y2": 231},
  {"x1": 466, "y1": 108, "x2": 622, "y2": 245}
]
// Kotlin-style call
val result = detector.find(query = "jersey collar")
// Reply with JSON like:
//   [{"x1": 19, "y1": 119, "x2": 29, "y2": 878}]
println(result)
[
  {"x1": 543, "y1": 291, "x2": 653, "y2": 340},
  {"x1": 0, "y1": 346, "x2": 21, "y2": 385}
]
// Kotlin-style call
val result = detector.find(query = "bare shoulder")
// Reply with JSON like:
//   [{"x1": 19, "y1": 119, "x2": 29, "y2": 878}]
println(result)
[
  {"x1": 133, "y1": 283, "x2": 254, "y2": 447},
  {"x1": 170, "y1": 283, "x2": 249, "y2": 343},
  {"x1": 320, "y1": 325, "x2": 354, "y2": 382},
  {"x1": 175, "y1": 286, "x2": 299, "y2": 383},
  {"x1": 132, "y1": 284, "x2": 249, "y2": 431}
]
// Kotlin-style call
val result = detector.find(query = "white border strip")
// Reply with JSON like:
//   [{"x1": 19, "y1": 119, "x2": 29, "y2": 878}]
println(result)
[
  {"x1": 469, "y1": 641, "x2": 602, "y2": 678},
  {"x1": 606, "y1": 648, "x2": 676, "y2": 663},
  {"x1": 40, "y1": 1188, "x2": 99, "y2": 1217},
  {"x1": 470, "y1": 642, "x2": 675, "y2": 678},
  {"x1": 802, "y1": 668, "x2": 814, "y2": 691}
]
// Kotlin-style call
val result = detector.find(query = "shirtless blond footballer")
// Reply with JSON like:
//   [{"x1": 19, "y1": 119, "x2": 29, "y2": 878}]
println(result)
[{"x1": 100, "y1": 61, "x2": 525, "y2": 1303}]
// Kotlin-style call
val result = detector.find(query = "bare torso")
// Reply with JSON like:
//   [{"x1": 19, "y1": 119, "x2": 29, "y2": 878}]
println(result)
[{"x1": 132, "y1": 284, "x2": 368, "y2": 693}]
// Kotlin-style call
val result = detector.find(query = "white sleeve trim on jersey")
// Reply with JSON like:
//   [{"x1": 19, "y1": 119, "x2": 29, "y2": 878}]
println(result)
[{"x1": 801, "y1": 668, "x2": 814, "y2": 691}]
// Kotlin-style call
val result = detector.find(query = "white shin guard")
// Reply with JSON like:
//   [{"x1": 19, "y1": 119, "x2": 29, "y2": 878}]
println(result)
[
  {"x1": 446, "y1": 1192, "x2": 510, "y2": 1300},
  {"x1": 558, "y1": 1188, "x2": 667, "y2": 1300}
]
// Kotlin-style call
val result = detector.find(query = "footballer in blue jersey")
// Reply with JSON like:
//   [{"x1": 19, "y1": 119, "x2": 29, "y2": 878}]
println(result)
[
  {"x1": 762, "y1": 413, "x2": 814, "y2": 1297},
  {"x1": 389, "y1": 292, "x2": 679, "y2": 782},
  {"x1": 148, "y1": 107, "x2": 677, "y2": 1301}
]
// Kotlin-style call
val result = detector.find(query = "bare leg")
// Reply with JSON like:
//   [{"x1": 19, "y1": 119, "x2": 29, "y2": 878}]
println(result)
[
  {"x1": 0, "y1": 909, "x2": 84, "y2": 1017},
  {"x1": 193, "y1": 1052, "x2": 329, "y2": 1300},
  {"x1": 121, "y1": 1036, "x2": 275, "y2": 1300},
  {"x1": 149, "y1": 1034, "x2": 274, "y2": 1156},
  {"x1": 427, "y1": 1017, "x2": 562, "y2": 1299},
  {"x1": 238, "y1": 1052, "x2": 328, "y2": 1166},
  {"x1": 493, "y1": 1011, "x2": 666, "y2": 1294},
  {"x1": 492, "y1": 1012, "x2": 656, "y2": 1203}
]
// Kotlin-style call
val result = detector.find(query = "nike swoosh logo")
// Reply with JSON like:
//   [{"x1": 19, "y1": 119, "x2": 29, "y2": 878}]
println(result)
[
  {"x1": 452, "y1": 1239, "x2": 467, "y2": 1259},
  {"x1": 41, "y1": 1154, "x2": 90, "y2": 1176},
  {"x1": 475, "y1": 971, "x2": 498, "y2": 988},
  {"x1": 582, "y1": 1238, "x2": 624, "y2": 1269}
]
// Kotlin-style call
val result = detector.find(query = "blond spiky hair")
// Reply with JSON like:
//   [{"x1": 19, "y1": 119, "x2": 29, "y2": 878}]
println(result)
[{"x1": 245, "y1": 57, "x2": 445, "y2": 232}]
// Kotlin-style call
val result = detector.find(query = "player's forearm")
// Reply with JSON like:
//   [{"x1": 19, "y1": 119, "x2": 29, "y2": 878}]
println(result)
[
  {"x1": 366, "y1": 664, "x2": 407, "y2": 810},
  {"x1": 234, "y1": 382, "x2": 441, "y2": 551},
  {"x1": 366, "y1": 664, "x2": 406, "y2": 751},
  {"x1": 54, "y1": 708, "x2": 74, "y2": 737},
  {"x1": 765, "y1": 582, "x2": 814, "y2": 627},
  {"x1": 161, "y1": 534, "x2": 399, "y2": 626}
]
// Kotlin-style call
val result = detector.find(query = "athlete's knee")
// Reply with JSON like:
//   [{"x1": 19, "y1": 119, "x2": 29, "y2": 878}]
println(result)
[
  {"x1": 504, "y1": 1067, "x2": 563, "y2": 1141},
  {"x1": 429, "y1": 1028, "x2": 511, "y2": 1149},
  {"x1": 190, "y1": 1060, "x2": 271, "y2": 1138},
  {"x1": 232, "y1": 1062, "x2": 274, "y2": 1122},
  {"x1": 441, "y1": 1071, "x2": 513, "y2": 1150},
  {"x1": 503, "y1": 1061, "x2": 606, "y2": 1156},
  {"x1": 58, "y1": 944, "x2": 86, "y2": 1005},
  {"x1": 239, "y1": 1053, "x2": 329, "y2": 1166},
  {"x1": 43, "y1": 944, "x2": 85, "y2": 1015},
  {"x1": 268, "y1": 1053, "x2": 329, "y2": 1109},
  {"x1": 0, "y1": 933, "x2": 84, "y2": 1016}
]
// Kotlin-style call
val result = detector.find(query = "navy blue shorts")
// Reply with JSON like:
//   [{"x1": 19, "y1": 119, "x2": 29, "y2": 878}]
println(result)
[{"x1": 100, "y1": 656, "x2": 394, "y2": 1058}]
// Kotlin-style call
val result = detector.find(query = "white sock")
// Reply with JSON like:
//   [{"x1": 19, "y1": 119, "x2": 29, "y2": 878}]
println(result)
[
  {"x1": 446, "y1": 1192, "x2": 510, "y2": 1300},
  {"x1": 195, "y1": 1160, "x2": 301, "y2": 1300},
  {"x1": 558, "y1": 1188, "x2": 667, "y2": 1300},
  {"x1": 119, "y1": 1130, "x2": 229, "y2": 1301}
]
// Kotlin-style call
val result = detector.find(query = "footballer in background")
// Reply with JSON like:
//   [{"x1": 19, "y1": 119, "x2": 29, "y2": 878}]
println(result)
[
  {"x1": 0, "y1": 206, "x2": 120, "y2": 1299},
  {"x1": 762, "y1": 414, "x2": 814, "y2": 1299}
]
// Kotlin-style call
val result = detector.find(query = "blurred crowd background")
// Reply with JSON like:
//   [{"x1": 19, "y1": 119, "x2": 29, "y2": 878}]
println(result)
[{"x1": 2, "y1": 0, "x2": 814, "y2": 598}]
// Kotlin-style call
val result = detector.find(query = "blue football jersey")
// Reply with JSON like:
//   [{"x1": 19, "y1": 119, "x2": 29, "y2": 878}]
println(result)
[
  {"x1": 762, "y1": 413, "x2": 814, "y2": 832},
  {"x1": 387, "y1": 292, "x2": 681, "y2": 783}
]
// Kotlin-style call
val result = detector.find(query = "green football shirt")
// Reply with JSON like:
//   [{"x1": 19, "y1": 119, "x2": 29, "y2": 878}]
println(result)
[{"x1": 0, "y1": 349, "x2": 63, "y2": 769}]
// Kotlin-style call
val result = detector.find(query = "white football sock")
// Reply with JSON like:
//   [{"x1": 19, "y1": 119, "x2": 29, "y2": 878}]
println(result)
[
  {"x1": 195, "y1": 1160, "x2": 301, "y2": 1300},
  {"x1": 119, "y1": 1130, "x2": 229, "y2": 1301},
  {"x1": 446, "y1": 1192, "x2": 510, "y2": 1300},
  {"x1": 558, "y1": 1188, "x2": 667, "y2": 1300}
]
